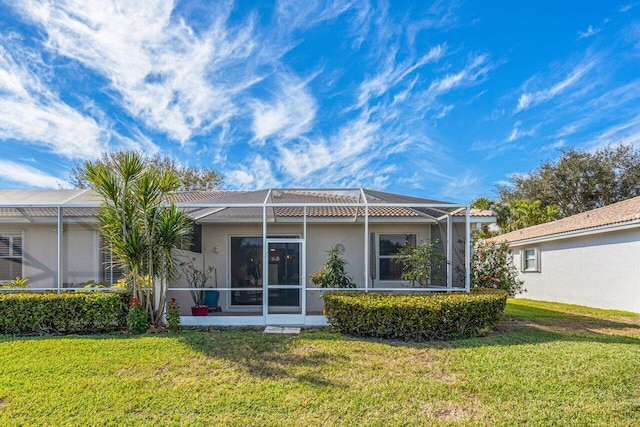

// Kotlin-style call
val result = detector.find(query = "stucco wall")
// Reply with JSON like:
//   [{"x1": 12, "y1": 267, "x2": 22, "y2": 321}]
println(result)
[
  {"x1": 0, "y1": 223, "x2": 99, "y2": 288},
  {"x1": 168, "y1": 221, "x2": 433, "y2": 314},
  {"x1": 512, "y1": 228, "x2": 640, "y2": 313},
  {"x1": 2, "y1": 219, "x2": 451, "y2": 315}
]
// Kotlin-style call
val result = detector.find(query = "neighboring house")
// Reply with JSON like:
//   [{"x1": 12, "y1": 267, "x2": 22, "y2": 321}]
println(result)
[
  {"x1": 495, "y1": 196, "x2": 640, "y2": 313},
  {"x1": 0, "y1": 188, "x2": 495, "y2": 325}
]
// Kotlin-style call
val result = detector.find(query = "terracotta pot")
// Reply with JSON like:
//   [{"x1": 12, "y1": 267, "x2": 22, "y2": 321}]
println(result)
[{"x1": 191, "y1": 306, "x2": 209, "y2": 316}]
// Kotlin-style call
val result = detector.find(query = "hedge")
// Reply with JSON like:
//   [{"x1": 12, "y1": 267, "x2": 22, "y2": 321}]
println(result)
[
  {"x1": 322, "y1": 288, "x2": 507, "y2": 341},
  {"x1": 0, "y1": 291, "x2": 129, "y2": 334}
]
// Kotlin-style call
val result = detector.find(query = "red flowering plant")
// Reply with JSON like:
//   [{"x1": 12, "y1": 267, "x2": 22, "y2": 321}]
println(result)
[
  {"x1": 127, "y1": 297, "x2": 148, "y2": 333},
  {"x1": 471, "y1": 240, "x2": 524, "y2": 296}
]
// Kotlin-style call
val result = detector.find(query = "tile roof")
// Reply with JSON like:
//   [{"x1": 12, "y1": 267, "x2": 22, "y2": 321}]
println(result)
[
  {"x1": 169, "y1": 190, "x2": 242, "y2": 203},
  {"x1": 494, "y1": 196, "x2": 640, "y2": 243},
  {"x1": 0, "y1": 188, "x2": 495, "y2": 221}
]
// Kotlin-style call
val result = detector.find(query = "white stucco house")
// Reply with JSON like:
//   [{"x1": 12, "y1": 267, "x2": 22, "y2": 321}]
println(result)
[
  {"x1": 495, "y1": 196, "x2": 640, "y2": 313},
  {"x1": 0, "y1": 188, "x2": 495, "y2": 326}
]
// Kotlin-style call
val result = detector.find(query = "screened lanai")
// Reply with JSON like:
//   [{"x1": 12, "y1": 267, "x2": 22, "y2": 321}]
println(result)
[{"x1": 0, "y1": 188, "x2": 494, "y2": 326}]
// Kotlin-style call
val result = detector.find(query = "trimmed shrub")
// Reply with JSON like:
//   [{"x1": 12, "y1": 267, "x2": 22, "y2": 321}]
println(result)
[
  {"x1": 0, "y1": 291, "x2": 129, "y2": 335},
  {"x1": 323, "y1": 289, "x2": 507, "y2": 341}
]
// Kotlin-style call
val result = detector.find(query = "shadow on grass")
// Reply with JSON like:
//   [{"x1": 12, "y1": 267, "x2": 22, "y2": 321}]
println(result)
[
  {"x1": 177, "y1": 328, "x2": 348, "y2": 386},
  {"x1": 0, "y1": 328, "x2": 348, "y2": 386},
  {"x1": 345, "y1": 303, "x2": 640, "y2": 350}
]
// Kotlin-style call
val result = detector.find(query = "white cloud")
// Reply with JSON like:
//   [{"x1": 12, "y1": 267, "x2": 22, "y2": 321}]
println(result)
[
  {"x1": 276, "y1": 0, "x2": 354, "y2": 30},
  {"x1": 516, "y1": 60, "x2": 596, "y2": 112},
  {"x1": 426, "y1": 54, "x2": 491, "y2": 97},
  {"x1": 578, "y1": 25, "x2": 601, "y2": 39},
  {"x1": 358, "y1": 44, "x2": 445, "y2": 107},
  {"x1": 539, "y1": 139, "x2": 566, "y2": 152},
  {"x1": 439, "y1": 170, "x2": 479, "y2": 202},
  {"x1": 251, "y1": 74, "x2": 317, "y2": 141},
  {"x1": 506, "y1": 121, "x2": 536, "y2": 142},
  {"x1": 0, "y1": 160, "x2": 70, "y2": 188},
  {"x1": 226, "y1": 155, "x2": 281, "y2": 189},
  {"x1": 586, "y1": 116, "x2": 640, "y2": 149},
  {"x1": 14, "y1": 0, "x2": 260, "y2": 143},
  {"x1": 0, "y1": 44, "x2": 106, "y2": 159}
]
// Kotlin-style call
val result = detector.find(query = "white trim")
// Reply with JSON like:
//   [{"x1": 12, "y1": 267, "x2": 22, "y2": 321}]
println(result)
[
  {"x1": 0, "y1": 230, "x2": 24, "y2": 282},
  {"x1": 93, "y1": 230, "x2": 100, "y2": 282},
  {"x1": 180, "y1": 314, "x2": 329, "y2": 327},
  {"x1": 302, "y1": 206, "x2": 307, "y2": 323},
  {"x1": 465, "y1": 206, "x2": 471, "y2": 292},
  {"x1": 265, "y1": 238, "x2": 305, "y2": 324},
  {"x1": 364, "y1": 204, "x2": 369, "y2": 291},
  {"x1": 506, "y1": 220, "x2": 640, "y2": 247},
  {"x1": 446, "y1": 213, "x2": 452, "y2": 289},
  {"x1": 57, "y1": 206, "x2": 63, "y2": 293}
]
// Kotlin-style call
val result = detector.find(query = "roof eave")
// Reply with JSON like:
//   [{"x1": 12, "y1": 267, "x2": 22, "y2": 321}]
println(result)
[{"x1": 498, "y1": 219, "x2": 640, "y2": 246}]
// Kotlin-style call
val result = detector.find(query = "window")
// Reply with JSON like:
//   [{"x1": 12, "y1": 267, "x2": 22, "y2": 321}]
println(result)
[
  {"x1": 0, "y1": 233, "x2": 23, "y2": 281},
  {"x1": 378, "y1": 233, "x2": 416, "y2": 281},
  {"x1": 102, "y1": 247, "x2": 125, "y2": 285},
  {"x1": 230, "y1": 236, "x2": 263, "y2": 306},
  {"x1": 522, "y1": 248, "x2": 540, "y2": 272}
]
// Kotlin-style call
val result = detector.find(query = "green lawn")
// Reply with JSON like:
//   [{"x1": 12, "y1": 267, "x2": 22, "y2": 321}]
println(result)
[{"x1": 1, "y1": 299, "x2": 639, "y2": 426}]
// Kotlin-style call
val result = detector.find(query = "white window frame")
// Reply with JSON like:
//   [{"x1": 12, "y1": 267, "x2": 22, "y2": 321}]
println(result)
[
  {"x1": 0, "y1": 231, "x2": 24, "y2": 282},
  {"x1": 521, "y1": 247, "x2": 540, "y2": 272},
  {"x1": 377, "y1": 232, "x2": 418, "y2": 283}
]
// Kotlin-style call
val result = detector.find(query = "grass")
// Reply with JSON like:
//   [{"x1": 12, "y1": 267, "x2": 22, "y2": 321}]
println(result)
[{"x1": 1, "y1": 299, "x2": 639, "y2": 426}]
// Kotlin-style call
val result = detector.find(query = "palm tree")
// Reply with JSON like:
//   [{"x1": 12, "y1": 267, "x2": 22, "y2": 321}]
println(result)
[
  {"x1": 85, "y1": 152, "x2": 192, "y2": 328},
  {"x1": 504, "y1": 199, "x2": 561, "y2": 232}
]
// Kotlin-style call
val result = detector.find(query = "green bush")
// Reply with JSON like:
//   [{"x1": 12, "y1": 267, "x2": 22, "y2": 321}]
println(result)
[
  {"x1": 322, "y1": 289, "x2": 507, "y2": 341},
  {"x1": 0, "y1": 291, "x2": 129, "y2": 334},
  {"x1": 127, "y1": 297, "x2": 148, "y2": 334}
]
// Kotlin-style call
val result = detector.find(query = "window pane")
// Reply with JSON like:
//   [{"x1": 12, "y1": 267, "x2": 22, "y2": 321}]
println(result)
[
  {"x1": 525, "y1": 249, "x2": 535, "y2": 260},
  {"x1": 231, "y1": 290, "x2": 262, "y2": 305},
  {"x1": 380, "y1": 258, "x2": 404, "y2": 280},
  {"x1": 268, "y1": 289, "x2": 300, "y2": 307},
  {"x1": 268, "y1": 242, "x2": 300, "y2": 286},
  {"x1": 525, "y1": 258, "x2": 536, "y2": 270},
  {"x1": 230, "y1": 237, "x2": 263, "y2": 305},
  {"x1": 379, "y1": 234, "x2": 415, "y2": 256},
  {"x1": 0, "y1": 258, "x2": 21, "y2": 281},
  {"x1": 0, "y1": 237, "x2": 9, "y2": 257},
  {"x1": 12, "y1": 237, "x2": 22, "y2": 257}
]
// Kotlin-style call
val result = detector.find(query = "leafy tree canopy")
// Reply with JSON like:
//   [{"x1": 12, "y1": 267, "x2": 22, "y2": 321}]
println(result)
[
  {"x1": 472, "y1": 144, "x2": 640, "y2": 234},
  {"x1": 70, "y1": 151, "x2": 223, "y2": 191},
  {"x1": 471, "y1": 198, "x2": 561, "y2": 234},
  {"x1": 498, "y1": 144, "x2": 640, "y2": 217}
]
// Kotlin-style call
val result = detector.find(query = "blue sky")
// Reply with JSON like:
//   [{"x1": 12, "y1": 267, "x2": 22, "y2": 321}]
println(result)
[{"x1": 0, "y1": 1, "x2": 638, "y2": 202}]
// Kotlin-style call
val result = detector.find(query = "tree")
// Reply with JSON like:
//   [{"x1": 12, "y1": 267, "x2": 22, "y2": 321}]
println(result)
[
  {"x1": 70, "y1": 151, "x2": 223, "y2": 191},
  {"x1": 395, "y1": 240, "x2": 448, "y2": 287},
  {"x1": 499, "y1": 145, "x2": 640, "y2": 217},
  {"x1": 503, "y1": 199, "x2": 562, "y2": 232},
  {"x1": 310, "y1": 248, "x2": 356, "y2": 288},
  {"x1": 471, "y1": 197, "x2": 561, "y2": 233},
  {"x1": 84, "y1": 151, "x2": 193, "y2": 328}
]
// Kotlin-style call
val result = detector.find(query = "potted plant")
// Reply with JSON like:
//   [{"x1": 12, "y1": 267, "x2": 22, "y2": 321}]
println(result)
[{"x1": 178, "y1": 256, "x2": 216, "y2": 316}]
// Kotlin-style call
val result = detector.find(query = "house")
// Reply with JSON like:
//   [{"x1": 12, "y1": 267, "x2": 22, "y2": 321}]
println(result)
[
  {"x1": 495, "y1": 196, "x2": 640, "y2": 313},
  {"x1": 0, "y1": 188, "x2": 495, "y2": 325}
]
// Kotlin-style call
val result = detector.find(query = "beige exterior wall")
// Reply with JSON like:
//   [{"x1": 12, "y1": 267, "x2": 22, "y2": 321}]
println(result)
[
  {"x1": 512, "y1": 228, "x2": 640, "y2": 313},
  {"x1": 0, "y1": 223, "x2": 100, "y2": 288},
  {"x1": 168, "y1": 221, "x2": 434, "y2": 314},
  {"x1": 3, "y1": 218, "x2": 458, "y2": 315}
]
